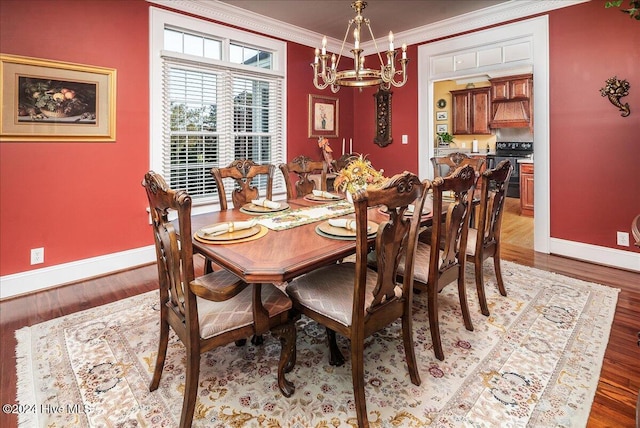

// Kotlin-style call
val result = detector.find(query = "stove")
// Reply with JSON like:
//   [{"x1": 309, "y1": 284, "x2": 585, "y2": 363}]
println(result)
[{"x1": 489, "y1": 141, "x2": 533, "y2": 198}]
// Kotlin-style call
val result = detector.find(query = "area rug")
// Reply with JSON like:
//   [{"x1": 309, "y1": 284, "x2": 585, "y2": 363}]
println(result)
[{"x1": 15, "y1": 260, "x2": 619, "y2": 427}]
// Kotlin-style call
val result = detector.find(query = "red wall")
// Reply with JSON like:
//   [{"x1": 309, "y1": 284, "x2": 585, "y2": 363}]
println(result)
[
  {"x1": 356, "y1": 2, "x2": 640, "y2": 254},
  {"x1": 286, "y1": 42, "x2": 355, "y2": 160},
  {"x1": 0, "y1": 0, "x2": 151, "y2": 276},
  {"x1": 352, "y1": 44, "x2": 420, "y2": 177},
  {"x1": 547, "y1": 1, "x2": 639, "y2": 251},
  {"x1": 1, "y1": 0, "x2": 638, "y2": 278}
]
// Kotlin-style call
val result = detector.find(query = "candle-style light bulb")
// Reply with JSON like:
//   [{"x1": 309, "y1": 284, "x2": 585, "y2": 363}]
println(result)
[
  {"x1": 388, "y1": 31, "x2": 394, "y2": 51},
  {"x1": 331, "y1": 54, "x2": 336, "y2": 69},
  {"x1": 321, "y1": 36, "x2": 327, "y2": 55},
  {"x1": 354, "y1": 28, "x2": 360, "y2": 50},
  {"x1": 402, "y1": 43, "x2": 407, "y2": 59},
  {"x1": 314, "y1": 48, "x2": 319, "y2": 63}
]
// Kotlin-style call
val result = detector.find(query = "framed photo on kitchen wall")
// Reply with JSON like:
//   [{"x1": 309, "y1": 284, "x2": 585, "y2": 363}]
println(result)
[
  {"x1": 308, "y1": 94, "x2": 338, "y2": 138},
  {"x1": 436, "y1": 124, "x2": 448, "y2": 133},
  {"x1": 0, "y1": 54, "x2": 116, "y2": 141}
]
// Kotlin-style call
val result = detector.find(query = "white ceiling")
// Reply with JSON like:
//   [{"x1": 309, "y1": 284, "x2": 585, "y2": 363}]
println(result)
[{"x1": 218, "y1": 0, "x2": 510, "y2": 41}]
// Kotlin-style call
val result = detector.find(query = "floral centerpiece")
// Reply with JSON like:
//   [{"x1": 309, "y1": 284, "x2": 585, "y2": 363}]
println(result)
[{"x1": 333, "y1": 154, "x2": 386, "y2": 197}]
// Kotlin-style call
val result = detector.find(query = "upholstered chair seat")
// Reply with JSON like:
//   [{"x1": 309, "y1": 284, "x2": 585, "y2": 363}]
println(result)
[{"x1": 286, "y1": 262, "x2": 401, "y2": 327}]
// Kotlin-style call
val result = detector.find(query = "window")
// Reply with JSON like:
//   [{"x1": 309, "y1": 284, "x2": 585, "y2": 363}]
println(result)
[{"x1": 151, "y1": 8, "x2": 286, "y2": 212}]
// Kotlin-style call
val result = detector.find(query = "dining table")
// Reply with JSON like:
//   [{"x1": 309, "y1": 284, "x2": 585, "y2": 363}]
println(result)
[
  {"x1": 185, "y1": 192, "x2": 441, "y2": 396},
  {"x1": 189, "y1": 195, "x2": 436, "y2": 285}
]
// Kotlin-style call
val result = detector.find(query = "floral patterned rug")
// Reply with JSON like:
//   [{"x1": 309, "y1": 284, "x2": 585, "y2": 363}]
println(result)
[{"x1": 15, "y1": 261, "x2": 619, "y2": 427}]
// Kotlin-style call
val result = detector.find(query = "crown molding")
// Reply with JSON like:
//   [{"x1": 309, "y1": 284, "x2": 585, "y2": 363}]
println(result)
[
  {"x1": 388, "y1": 0, "x2": 589, "y2": 50},
  {"x1": 147, "y1": 0, "x2": 588, "y2": 54}
]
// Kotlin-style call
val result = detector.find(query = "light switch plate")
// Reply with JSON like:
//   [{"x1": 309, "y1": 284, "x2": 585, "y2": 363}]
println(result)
[{"x1": 402, "y1": 135, "x2": 408, "y2": 144}]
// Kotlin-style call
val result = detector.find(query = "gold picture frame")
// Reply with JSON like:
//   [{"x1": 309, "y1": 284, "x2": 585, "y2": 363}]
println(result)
[
  {"x1": 308, "y1": 94, "x2": 338, "y2": 138},
  {"x1": 0, "y1": 54, "x2": 116, "y2": 141}
]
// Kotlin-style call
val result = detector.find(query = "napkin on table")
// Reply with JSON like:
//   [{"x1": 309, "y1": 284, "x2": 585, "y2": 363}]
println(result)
[
  {"x1": 201, "y1": 220, "x2": 257, "y2": 236},
  {"x1": 328, "y1": 218, "x2": 357, "y2": 231},
  {"x1": 312, "y1": 190, "x2": 340, "y2": 199},
  {"x1": 251, "y1": 198, "x2": 281, "y2": 209}
]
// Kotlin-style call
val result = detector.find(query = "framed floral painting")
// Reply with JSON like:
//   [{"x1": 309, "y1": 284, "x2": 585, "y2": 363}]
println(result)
[
  {"x1": 0, "y1": 54, "x2": 116, "y2": 141},
  {"x1": 308, "y1": 94, "x2": 338, "y2": 138}
]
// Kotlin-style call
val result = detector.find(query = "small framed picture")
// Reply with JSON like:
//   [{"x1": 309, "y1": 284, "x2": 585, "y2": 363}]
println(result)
[
  {"x1": 436, "y1": 111, "x2": 448, "y2": 121},
  {"x1": 436, "y1": 124, "x2": 448, "y2": 133}
]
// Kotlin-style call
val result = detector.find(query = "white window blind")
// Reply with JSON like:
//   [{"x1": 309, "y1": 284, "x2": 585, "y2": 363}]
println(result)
[
  {"x1": 161, "y1": 58, "x2": 284, "y2": 202},
  {"x1": 150, "y1": 9, "x2": 287, "y2": 211}
]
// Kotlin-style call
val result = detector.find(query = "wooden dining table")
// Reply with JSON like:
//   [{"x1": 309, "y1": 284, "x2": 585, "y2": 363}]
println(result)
[
  {"x1": 186, "y1": 194, "x2": 438, "y2": 396},
  {"x1": 188, "y1": 195, "x2": 446, "y2": 283}
]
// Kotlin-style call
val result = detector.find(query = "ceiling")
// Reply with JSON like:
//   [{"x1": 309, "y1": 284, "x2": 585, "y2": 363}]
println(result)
[{"x1": 218, "y1": 0, "x2": 511, "y2": 41}]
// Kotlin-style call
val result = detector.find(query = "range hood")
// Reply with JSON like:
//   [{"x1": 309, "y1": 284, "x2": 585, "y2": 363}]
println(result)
[{"x1": 489, "y1": 100, "x2": 531, "y2": 128}]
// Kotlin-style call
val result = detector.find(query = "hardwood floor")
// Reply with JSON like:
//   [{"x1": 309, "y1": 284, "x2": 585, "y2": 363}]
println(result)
[{"x1": 1, "y1": 212, "x2": 638, "y2": 427}]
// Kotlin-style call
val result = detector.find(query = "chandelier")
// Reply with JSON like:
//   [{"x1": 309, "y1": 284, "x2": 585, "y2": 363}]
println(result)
[{"x1": 311, "y1": 0, "x2": 408, "y2": 92}]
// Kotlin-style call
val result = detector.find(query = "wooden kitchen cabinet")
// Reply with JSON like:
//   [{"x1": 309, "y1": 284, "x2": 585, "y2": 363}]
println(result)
[
  {"x1": 451, "y1": 87, "x2": 491, "y2": 135},
  {"x1": 490, "y1": 74, "x2": 532, "y2": 102},
  {"x1": 520, "y1": 162, "x2": 534, "y2": 216}
]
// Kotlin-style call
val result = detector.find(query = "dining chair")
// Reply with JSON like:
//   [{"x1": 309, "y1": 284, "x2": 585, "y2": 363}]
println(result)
[
  {"x1": 211, "y1": 159, "x2": 275, "y2": 210},
  {"x1": 208, "y1": 159, "x2": 275, "y2": 275},
  {"x1": 397, "y1": 164, "x2": 477, "y2": 361},
  {"x1": 465, "y1": 159, "x2": 513, "y2": 316},
  {"x1": 279, "y1": 155, "x2": 328, "y2": 199},
  {"x1": 142, "y1": 171, "x2": 296, "y2": 428},
  {"x1": 285, "y1": 171, "x2": 428, "y2": 428},
  {"x1": 431, "y1": 152, "x2": 485, "y2": 178}
]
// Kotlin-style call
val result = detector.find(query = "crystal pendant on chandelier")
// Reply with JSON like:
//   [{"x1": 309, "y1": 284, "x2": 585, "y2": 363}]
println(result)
[{"x1": 311, "y1": 0, "x2": 409, "y2": 93}]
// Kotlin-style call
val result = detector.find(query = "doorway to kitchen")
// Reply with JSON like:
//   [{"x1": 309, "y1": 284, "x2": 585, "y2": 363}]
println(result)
[{"x1": 418, "y1": 16, "x2": 549, "y2": 254}]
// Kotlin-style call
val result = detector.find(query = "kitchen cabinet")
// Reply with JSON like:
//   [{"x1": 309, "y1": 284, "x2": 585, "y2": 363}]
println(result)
[
  {"x1": 490, "y1": 74, "x2": 532, "y2": 101},
  {"x1": 520, "y1": 162, "x2": 534, "y2": 216},
  {"x1": 451, "y1": 87, "x2": 491, "y2": 135},
  {"x1": 489, "y1": 73, "x2": 533, "y2": 129}
]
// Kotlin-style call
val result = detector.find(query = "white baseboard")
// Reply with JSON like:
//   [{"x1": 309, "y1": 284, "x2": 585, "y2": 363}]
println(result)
[
  {"x1": 1, "y1": 240, "x2": 637, "y2": 300},
  {"x1": 549, "y1": 238, "x2": 640, "y2": 272},
  {"x1": 0, "y1": 246, "x2": 157, "y2": 300}
]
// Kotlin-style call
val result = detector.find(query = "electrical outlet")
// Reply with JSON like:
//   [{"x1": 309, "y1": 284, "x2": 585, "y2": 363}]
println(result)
[
  {"x1": 31, "y1": 247, "x2": 44, "y2": 265},
  {"x1": 616, "y1": 231, "x2": 630, "y2": 247}
]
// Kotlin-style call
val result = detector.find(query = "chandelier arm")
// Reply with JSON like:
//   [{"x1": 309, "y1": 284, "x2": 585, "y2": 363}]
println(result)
[{"x1": 364, "y1": 20, "x2": 386, "y2": 69}]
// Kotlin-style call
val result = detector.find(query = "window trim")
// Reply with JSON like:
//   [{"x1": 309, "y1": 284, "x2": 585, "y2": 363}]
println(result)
[{"x1": 150, "y1": 7, "x2": 287, "y2": 215}]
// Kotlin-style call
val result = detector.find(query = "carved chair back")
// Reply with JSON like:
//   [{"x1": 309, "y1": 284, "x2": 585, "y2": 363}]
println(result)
[
  {"x1": 279, "y1": 155, "x2": 328, "y2": 199},
  {"x1": 431, "y1": 152, "x2": 485, "y2": 179},
  {"x1": 211, "y1": 159, "x2": 275, "y2": 210}
]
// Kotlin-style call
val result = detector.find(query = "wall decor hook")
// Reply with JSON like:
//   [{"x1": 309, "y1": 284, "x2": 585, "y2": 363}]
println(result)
[{"x1": 600, "y1": 76, "x2": 631, "y2": 117}]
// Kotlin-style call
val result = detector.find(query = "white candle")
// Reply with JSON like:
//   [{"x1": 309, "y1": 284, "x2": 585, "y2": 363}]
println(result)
[
  {"x1": 321, "y1": 36, "x2": 327, "y2": 55},
  {"x1": 349, "y1": 138, "x2": 353, "y2": 153},
  {"x1": 388, "y1": 31, "x2": 394, "y2": 51},
  {"x1": 402, "y1": 43, "x2": 407, "y2": 59},
  {"x1": 314, "y1": 48, "x2": 319, "y2": 63},
  {"x1": 342, "y1": 138, "x2": 345, "y2": 155}
]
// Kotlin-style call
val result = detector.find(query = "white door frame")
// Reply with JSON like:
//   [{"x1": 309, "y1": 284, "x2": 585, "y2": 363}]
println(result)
[{"x1": 417, "y1": 16, "x2": 550, "y2": 254}]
